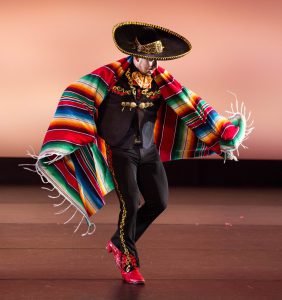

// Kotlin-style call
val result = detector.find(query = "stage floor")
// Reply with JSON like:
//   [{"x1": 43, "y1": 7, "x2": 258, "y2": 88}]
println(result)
[{"x1": 1, "y1": 186, "x2": 282, "y2": 300}]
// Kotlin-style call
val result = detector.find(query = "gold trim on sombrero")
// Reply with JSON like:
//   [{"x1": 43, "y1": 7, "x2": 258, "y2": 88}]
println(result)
[
  {"x1": 135, "y1": 37, "x2": 164, "y2": 54},
  {"x1": 112, "y1": 21, "x2": 192, "y2": 61}
]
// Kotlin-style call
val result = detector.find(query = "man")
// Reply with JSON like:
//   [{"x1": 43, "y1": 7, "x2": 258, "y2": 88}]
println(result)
[
  {"x1": 98, "y1": 53, "x2": 169, "y2": 284},
  {"x1": 22, "y1": 22, "x2": 251, "y2": 285}
]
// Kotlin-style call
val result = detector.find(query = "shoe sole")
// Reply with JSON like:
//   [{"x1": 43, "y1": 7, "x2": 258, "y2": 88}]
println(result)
[{"x1": 123, "y1": 279, "x2": 145, "y2": 285}]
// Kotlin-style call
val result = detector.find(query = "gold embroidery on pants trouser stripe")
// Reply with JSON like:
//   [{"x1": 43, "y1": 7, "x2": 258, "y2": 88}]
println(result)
[{"x1": 106, "y1": 144, "x2": 132, "y2": 273}]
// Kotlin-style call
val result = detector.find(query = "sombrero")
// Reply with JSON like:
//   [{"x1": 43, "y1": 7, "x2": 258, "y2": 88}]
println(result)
[{"x1": 112, "y1": 21, "x2": 192, "y2": 60}]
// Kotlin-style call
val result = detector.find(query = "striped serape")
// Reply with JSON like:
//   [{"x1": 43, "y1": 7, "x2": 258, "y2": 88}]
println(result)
[{"x1": 23, "y1": 55, "x2": 248, "y2": 236}]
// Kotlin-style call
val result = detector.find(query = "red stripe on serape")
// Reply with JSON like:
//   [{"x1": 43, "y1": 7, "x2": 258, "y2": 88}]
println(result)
[
  {"x1": 189, "y1": 94, "x2": 202, "y2": 106},
  {"x1": 92, "y1": 67, "x2": 115, "y2": 87},
  {"x1": 97, "y1": 136, "x2": 107, "y2": 162},
  {"x1": 52, "y1": 159, "x2": 80, "y2": 193},
  {"x1": 201, "y1": 106, "x2": 213, "y2": 120},
  {"x1": 58, "y1": 100, "x2": 90, "y2": 110},
  {"x1": 188, "y1": 119, "x2": 203, "y2": 129},
  {"x1": 154, "y1": 101, "x2": 166, "y2": 148},
  {"x1": 108, "y1": 57, "x2": 131, "y2": 78},
  {"x1": 48, "y1": 118, "x2": 95, "y2": 136},
  {"x1": 208, "y1": 142, "x2": 221, "y2": 154},
  {"x1": 92, "y1": 57, "x2": 132, "y2": 90},
  {"x1": 172, "y1": 104, "x2": 194, "y2": 120},
  {"x1": 48, "y1": 124, "x2": 94, "y2": 136},
  {"x1": 154, "y1": 69, "x2": 184, "y2": 101},
  {"x1": 160, "y1": 84, "x2": 182, "y2": 100},
  {"x1": 153, "y1": 66, "x2": 173, "y2": 85},
  {"x1": 66, "y1": 86, "x2": 94, "y2": 101},
  {"x1": 43, "y1": 130, "x2": 94, "y2": 146},
  {"x1": 75, "y1": 151, "x2": 104, "y2": 203},
  {"x1": 159, "y1": 106, "x2": 177, "y2": 161},
  {"x1": 154, "y1": 67, "x2": 182, "y2": 94},
  {"x1": 221, "y1": 124, "x2": 239, "y2": 141}
]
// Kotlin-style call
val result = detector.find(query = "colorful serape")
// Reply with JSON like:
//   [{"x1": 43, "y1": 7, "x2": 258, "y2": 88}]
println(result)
[{"x1": 22, "y1": 55, "x2": 249, "y2": 236}]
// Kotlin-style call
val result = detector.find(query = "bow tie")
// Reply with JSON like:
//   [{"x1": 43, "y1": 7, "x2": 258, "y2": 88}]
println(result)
[{"x1": 131, "y1": 71, "x2": 153, "y2": 89}]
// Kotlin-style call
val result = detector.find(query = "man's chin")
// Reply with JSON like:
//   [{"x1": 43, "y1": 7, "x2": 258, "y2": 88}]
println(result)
[
  {"x1": 146, "y1": 69, "x2": 155, "y2": 75},
  {"x1": 138, "y1": 68, "x2": 156, "y2": 76}
]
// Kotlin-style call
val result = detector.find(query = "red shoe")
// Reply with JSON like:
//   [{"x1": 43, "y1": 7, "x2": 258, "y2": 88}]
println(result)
[
  {"x1": 121, "y1": 267, "x2": 145, "y2": 285},
  {"x1": 120, "y1": 253, "x2": 145, "y2": 284},
  {"x1": 106, "y1": 240, "x2": 122, "y2": 268}
]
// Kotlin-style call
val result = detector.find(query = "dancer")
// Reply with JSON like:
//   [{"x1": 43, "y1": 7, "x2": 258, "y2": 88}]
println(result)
[{"x1": 21, "y1": 22, "x2": 252, "y2": 285}]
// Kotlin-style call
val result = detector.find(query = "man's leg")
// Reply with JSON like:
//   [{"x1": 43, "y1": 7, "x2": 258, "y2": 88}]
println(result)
[
  {"x1": 106, "y1": 145, "x2": 141, "y2": 269},
  {"x1": 135, "y1": 147, "x2": 169, "y2": 242}
]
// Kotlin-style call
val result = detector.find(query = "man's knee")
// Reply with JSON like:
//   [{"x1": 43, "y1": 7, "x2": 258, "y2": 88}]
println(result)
[
  {"x1": 157, "y1": 199, "x2": 168, "y2": 213},
  {"x1": 151, "y1": 194, "x2": 168, "y2": 215}
]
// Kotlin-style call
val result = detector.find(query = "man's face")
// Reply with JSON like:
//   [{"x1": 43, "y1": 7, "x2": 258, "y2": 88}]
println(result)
[{"x1": 133, "y1": 57, "x2": 158, "y2": 75}]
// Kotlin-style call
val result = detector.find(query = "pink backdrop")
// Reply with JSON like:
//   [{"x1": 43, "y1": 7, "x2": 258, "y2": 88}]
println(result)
[{"x1": 1, "y1": 0, "x2": 281, "y2": 159}]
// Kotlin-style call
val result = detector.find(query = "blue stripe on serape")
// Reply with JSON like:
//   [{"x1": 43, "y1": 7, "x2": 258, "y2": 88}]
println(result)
[
  {"x1": 55, "y1": 106, "x2": 94, "y2": 124},
  {"x1": 71, "y1": 153, "x2": 104, "y2": 211}
]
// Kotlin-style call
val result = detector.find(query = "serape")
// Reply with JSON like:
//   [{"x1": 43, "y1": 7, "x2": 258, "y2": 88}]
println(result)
[{"x1": 22, "y1": 55, "x2": 249, "y2": 236}]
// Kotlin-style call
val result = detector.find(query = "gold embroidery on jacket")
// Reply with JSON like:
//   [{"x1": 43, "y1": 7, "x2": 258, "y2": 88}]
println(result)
[
  {"x1": 125, "y1": 68, "x2": 160, "y2": 99},
  {"x1": 105, "y1": 144, "x2": 132, "y2": 272},
  {"x1": 111, "y1": 86, "x2": 132, "y2": 96}
]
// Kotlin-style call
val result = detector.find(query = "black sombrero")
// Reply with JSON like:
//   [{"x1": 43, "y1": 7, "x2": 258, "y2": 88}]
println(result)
[{"x1": 112, "y1": 21, "x2": 192, "y2": 60}]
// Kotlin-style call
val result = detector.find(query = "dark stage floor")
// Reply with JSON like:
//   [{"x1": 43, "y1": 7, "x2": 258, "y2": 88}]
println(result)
[{"x1": 0, "y1": 186, "x2": 282, "y2": 300}]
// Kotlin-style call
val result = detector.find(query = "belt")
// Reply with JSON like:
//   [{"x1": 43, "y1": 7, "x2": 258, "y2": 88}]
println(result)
[{"x1": 134, "y1": 136, "x2": 142, "y2": 145}]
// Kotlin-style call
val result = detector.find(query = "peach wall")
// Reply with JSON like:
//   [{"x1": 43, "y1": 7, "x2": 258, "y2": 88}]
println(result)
[{"x1": 1, "y1": 0, "x2": 281, "y2": 159}]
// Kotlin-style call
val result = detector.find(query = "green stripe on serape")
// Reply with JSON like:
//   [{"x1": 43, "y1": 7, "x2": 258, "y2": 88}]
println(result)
[
  {"x1": 220, "y1": 114, "x2": 246, "y2": 150},
  {"x1": 79, "y1": 73, "x2": 109, "y2": 102},
  {"x1": 62, "y1": 91, "x2": 94, "y2": 107},
  {"x1": 90, "y1": 143, "x2": 114, "y2": 193},
  {"x1": 40, "y1": 141, "x2": 79, "y2": 155},
  {"x1": 171, "y1": 119, "x2": 188, "y2": 160},
  {"x1": 78, "y1": 144, "x2": 114, "y2": 194},
  {"x1": 165, "y1": 89, "x2": 202, "y2": 125}
]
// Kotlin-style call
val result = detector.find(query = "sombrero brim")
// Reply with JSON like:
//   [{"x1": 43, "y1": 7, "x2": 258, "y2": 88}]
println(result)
[{"x1": 112, "y1": 21, "x2": 192, "y2": 60}]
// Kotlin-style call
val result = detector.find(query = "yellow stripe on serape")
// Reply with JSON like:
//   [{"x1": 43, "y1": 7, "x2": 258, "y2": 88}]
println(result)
[
  {"x1": 51, "y1": 118, "x2": 95, "y2": 133},
  {"x1": 200, "y1": 131, "x2": 219, "y2": 146},
  {"x1": 173, "y1": 102, "x2": 194, "y2": 116},
  {"x1": 98, "y1": 139, "x2": 107, "y2": 163},
  {"x1": 213, "y1": 117, "x2": 231, "y2": 136},
  {"x1": 153, "y1": 69, "x2": 171, "y2": 85},
  {"x1": 183, "y1": 129, "x2": 196, "y2": 159},
  {"x1": 70, "y1": 82, "x2": 104, "y2": 104},
  {"x1": 95, "y1": 166, "x2": 108, "y2": 196},
  {"x1": 93, "y1": 141, "x2": 112, "y2": 197},
  {"x1": 78, "y1": 185, "x2": 96, "y2": 216},
  {"x1": 64, "y1": 155, "x2": 75, "y2": 173},
  {"x1": 112, "y1": 61, "x2": 125, "y2": 78}
]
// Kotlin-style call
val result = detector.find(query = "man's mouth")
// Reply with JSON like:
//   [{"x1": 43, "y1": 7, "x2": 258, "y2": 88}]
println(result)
[{"x1": 148, "y1": 67, "x2": 156, "y2": 73}]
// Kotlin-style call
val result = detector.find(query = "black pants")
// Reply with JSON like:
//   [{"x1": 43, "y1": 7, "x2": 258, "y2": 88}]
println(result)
[{"x1": 106, "y1": 143, "x2": 169, "y2": 270}]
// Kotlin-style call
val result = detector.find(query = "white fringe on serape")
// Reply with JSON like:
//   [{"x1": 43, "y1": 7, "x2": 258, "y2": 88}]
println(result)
[
  {"x1": 18, "y1": 147, "x2": 96, "y2": 237},
  {"x1": 221, "y1": 91, "x2": 255, "y2": 163}
]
